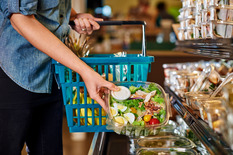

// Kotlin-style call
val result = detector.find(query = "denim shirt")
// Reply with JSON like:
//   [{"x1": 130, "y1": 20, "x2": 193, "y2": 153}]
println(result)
[{"x1": 0, "y1": 0, "x2": 71, "y2": 93}]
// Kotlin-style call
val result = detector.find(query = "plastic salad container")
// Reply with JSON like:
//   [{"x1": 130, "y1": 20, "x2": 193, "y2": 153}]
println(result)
[
  {"x1": 136, "y1": 148, "x2": 198, "y2": 155},
  {"x1": 106, "y1": 82, "x2": 171, "y2": 137},
  {"x1": 137, "y1": 136, "x2": 196, "y2": 148},
  {"x1": 157, "y1": 120, "x2": 180, "y2": 136}
]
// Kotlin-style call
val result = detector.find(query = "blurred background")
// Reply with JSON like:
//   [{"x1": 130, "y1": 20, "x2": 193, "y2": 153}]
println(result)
[{"x1": 72, "y1": 0, "x2": 182, "y2": 53}]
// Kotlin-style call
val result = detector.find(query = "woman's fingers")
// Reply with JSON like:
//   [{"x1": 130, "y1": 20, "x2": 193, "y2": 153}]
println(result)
[
  {"x1": 72, "y1": 13, "x2": 103, "y2": 35},
  {"x1": 83, "y1": 18, "x2": 93, "y2": 35}
]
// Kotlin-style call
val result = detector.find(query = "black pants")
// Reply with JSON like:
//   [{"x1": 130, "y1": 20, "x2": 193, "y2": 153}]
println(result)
[{"x1": 0, "y1": 68, "x2": 63, "y2": 155}]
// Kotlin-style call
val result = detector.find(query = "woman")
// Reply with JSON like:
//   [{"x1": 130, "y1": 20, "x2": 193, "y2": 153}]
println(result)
[{"x1": 0, "y1": 0, "x2": 118, "y2": 154}]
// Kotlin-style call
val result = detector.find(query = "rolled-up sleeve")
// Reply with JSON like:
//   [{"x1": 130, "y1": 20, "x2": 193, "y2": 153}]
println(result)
[{"x1": 3, "y1": 0, "x2": 38, "y2": 18}]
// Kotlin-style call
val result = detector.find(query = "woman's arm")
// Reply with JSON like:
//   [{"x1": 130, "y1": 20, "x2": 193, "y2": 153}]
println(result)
[{"x1": 10, "y1": 13, "x2": 117, "y2": 111}]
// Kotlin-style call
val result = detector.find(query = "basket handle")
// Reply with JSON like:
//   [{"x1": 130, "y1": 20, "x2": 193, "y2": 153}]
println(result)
[{"x1": 69, "y1": 20, "x2": 147, "y2": 57}]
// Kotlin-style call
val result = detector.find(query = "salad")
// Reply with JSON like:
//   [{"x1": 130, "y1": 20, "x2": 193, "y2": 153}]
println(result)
[{"x1": 109, "y1": 83, "x2": 167, "y2": 127}]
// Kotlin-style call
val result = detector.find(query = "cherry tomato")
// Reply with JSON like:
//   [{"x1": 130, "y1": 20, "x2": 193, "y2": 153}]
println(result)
[
  {"x1": 143, "y1": 115, "x2": 152, "y2": 122},
  {"x1": 130, "y1": 107, "x2": 137, "y2": 114},
  {"x1": 149, "y1": 118, "x2": 160, "y2": 125}
]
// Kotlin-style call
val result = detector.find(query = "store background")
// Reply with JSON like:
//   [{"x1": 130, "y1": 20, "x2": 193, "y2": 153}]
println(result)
[{"x1": 20, "y1": 0, "x2": 211, "y2": 154}]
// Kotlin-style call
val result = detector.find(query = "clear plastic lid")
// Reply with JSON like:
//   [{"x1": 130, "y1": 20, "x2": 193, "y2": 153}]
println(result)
[
  {"x1": 106, "y1": 82, "x2": 171, "y2": 137},
  {"x1": 136, "y1": 148, "x2": 198, "y2": 155},
  {"x1": 211, "y1": 72, "x2": 233, "y2": 97},
  {"x1": 185, "y1": 92, "x2": 210, "y2": 110},
  {"x1": 137, "y1": 135, "x2": 196, "y2": 148},
  {"x1": 203, "y1": 99, "x2": 227, "y2": 133},
  {"x1": 190, "y1": 65, "x2": 222, "y2": 93}
]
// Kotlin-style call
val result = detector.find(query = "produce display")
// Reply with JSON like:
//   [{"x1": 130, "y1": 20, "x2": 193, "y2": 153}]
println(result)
[{"x1": 106, "y1": 82, "x2": 169, "y2": 137}]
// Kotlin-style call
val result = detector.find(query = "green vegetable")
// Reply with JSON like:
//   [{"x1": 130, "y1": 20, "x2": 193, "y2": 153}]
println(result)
[
  {"x1": 209, "y1": 83, "x2": 216, "y2": 91},
  {"x1": 124, "y1": 107, "x2": 131, "y2": 113},
  {"x1": 132, "y1": 121, "x2": 140, "y2": 126},
  {"x1": 132, "y1": 120, "x2": 145, "y2": 126},
  {"x1": 119, "y1": 99, "x2": 145, "y2": 111},
  {"x1": 151, "y1": 95, "x2": 164, "y2": 104},
  {"x1": 154, "y1": 109, "x2": 166, "y2": 123},
  {"x1": 147, "y1": 83, "x2": 162, "y2": 94},
  {"x1": 129, "y1": 85, "x2": 145, "y2": 94}
]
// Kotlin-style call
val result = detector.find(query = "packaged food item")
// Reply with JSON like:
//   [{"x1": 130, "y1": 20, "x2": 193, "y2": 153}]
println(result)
[
  {"x1": 163, "y1": 64, "x2": 179, "y2": 86},
  {"x1": 180, "y1": 20, "x2": 186, "y2": 29},
  {"x1": 185, "y1": 27, "x2": 194, "y2": 40},
  {"x1": 223, "y1": 83, "x2": 233, "y2": 149},
  {"x1": 185, "y1": 18, "x2": 195, "y2": 28},
  {"x1": 209, "y1": 6, "x2": 228, "y2": 21},
  {"x1": 182, "y1": 0, "x2": 187, "y2": 8},
  {"x1": 201, "y1": 9, "x2": 210, "y2": 23},
  {"x1": 203, "y1": 99, "x2": 227, "y2": 133},
  {"x1": 184, "y1": 7, "x2": 196, "y2": 18},
  {"x1": 158, "y1": 120, "x2": 180, "y2": 136},
  {"x1": 190, "y1": 65, "x2": 222, "y2": 94},
  {"x1": 173, "y1": 71, "x2": 199, "y2": 98},
  {"x1": 210, "y1": 21, "x2": 233, "y2": 38},
  {"x1": 178, "y1": 28, "x2": 185, "y2": 40},
  {"x1": 185, "y1": 92, "x2": 210, "y2": 111},
  {"x1": 186, "y1": 0, "x2": 196, "y2": 7},
  {"x1": 195, "y1": 14, "x2": 202, "y2": 26},
  {"x1": 193, "y1": 25, "x2": 202, "y2": 39},
  {"x1": 106, "y1": 82, "x2": 171, "y2": 137},
  {"x1": 203, "y1": 0, "x2": 210, "y2": 9},
  {"x1": 209, "y1": 0, "x2": 233, "y2": 6},
  {"x1": 201, "y1": 23, "x2": 211, "y2": 38},
  {"x1": 196, "y1": 97, "x2": 225, "y2": 121},
  {"x1": 196, "y1": 0, "x2": 204, "y2": 14},
  {"x1": 137, "y1": 136, "x2": 196, "y2": 148},
  {"x1": 210, "y1": 72, "x2": 233, "y2": 97},
  {"x1": 136, "y1": 148, "x2": 198, "y2": 155}
]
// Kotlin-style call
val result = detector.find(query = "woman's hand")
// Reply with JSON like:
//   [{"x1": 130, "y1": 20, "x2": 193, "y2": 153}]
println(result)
[
  {"x1": 81, "y1": 69, "x2": 119, "y2": 112},
  {"x1": 71, "y1": 13, "x2": 103, "y2": 35}
]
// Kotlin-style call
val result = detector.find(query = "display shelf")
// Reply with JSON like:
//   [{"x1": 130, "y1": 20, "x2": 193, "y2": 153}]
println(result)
[
  {"x1": 164, "y1": 85, "x2": 233, "y2": 155},
  {"x1": 175, "y1": 39, "x2": 233, "y2": 60}
]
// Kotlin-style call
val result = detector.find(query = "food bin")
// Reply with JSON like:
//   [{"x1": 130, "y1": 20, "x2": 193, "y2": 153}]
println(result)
[
  {"x1": 136, "y1": 148, "x2": 198, "y2": 155},
  {"x1": 106, "y1": 82, "x2": 171, "y2": 137},
  {"x1": 137, "y1": 135, "x2": 196, "y2": 148}
]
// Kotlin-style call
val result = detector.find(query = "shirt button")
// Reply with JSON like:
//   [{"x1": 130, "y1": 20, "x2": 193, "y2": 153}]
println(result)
[{"x1": 60, "y1": 14, "x2": 64, "y2": 18}]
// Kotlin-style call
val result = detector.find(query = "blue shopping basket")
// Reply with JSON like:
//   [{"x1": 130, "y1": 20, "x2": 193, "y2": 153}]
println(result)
[{"x1": 53, "y1": 21, "x2": 154, "y2": 132}]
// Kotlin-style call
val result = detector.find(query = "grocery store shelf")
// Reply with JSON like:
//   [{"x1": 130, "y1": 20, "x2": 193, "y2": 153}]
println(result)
[
  {"x1": 164, "y1": 85, "x2": 233, "y2": 155},
  {"x1": 175, "y1": 39, "x2": 233, "y2": 60}
]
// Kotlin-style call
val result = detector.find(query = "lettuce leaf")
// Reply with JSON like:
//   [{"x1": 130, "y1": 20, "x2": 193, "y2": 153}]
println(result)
[{"x1": 151, "y1": 95, "x2": 164, "y2": 104}]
